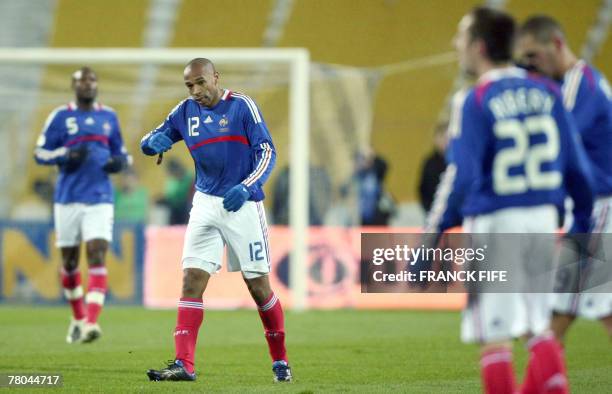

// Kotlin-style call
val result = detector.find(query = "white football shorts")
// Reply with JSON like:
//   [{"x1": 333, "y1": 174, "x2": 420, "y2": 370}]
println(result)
[
  {"x1": 54, "y1": 203, "x2": 114, "y2": 247},
  {"x1": 182, "y1": 191, "x2": 271, "y2": 279},
  {"x1": 461, "y1": 205, "x2": 558, "y2": 344},
  {"x1": 554, "y1": 196, "x2": 612, "y2": 319}
]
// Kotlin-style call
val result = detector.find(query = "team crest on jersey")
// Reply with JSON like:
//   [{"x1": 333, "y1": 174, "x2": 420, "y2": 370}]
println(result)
[
  {"x1": 218, "y1": 115, "x2": 229, "y2": 132},
  {"x1": 85, "y1": 117, "x2": 95, "y2": 125},
  {"x1": 103, "y1": 122, "x2": 112, "y2": 135}
]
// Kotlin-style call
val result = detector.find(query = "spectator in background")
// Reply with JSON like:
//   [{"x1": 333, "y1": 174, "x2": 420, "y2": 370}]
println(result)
[
  {"x1": 418, "y1": 122, "x2": 448, "y2": 215},
  {"x1": 156, "y1": 158, "x2": 193, "y2": 225},
  {"x1": 114, "y1": 168, "x2": 149, "y2": 223},
  {"x1": 323, "y1": 182, "x2": 360, "y2": 227},
  {"x1": 272, "y1": 165, "x2": 332, "y2": 225},
  {"x1": 351, "y1": 148, "x2": 395, "y2": 226}
]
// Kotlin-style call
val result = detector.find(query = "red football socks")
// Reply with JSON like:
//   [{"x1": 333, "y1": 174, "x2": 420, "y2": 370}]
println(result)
[
  {"x1": 61, "y1": 268, "x2": 85, "y2": 320},
  {"x1": 85, "y1": 266, "x2": 107, "y2": 324},
  {"x1": 257, "y1": 293, "x2": 287, "y2": 362},
  {"x1": 480, "y1": 348, "x2": 516, "y2": 394},
  {"x1": 521, "y1": 333, "x2": 568, "y2": 394},
  {"x1": 174, "y1": 298, "x2": 204, "y2": 374}
]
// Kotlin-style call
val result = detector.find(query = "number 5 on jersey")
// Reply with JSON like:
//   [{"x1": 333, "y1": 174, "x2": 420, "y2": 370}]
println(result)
[{"x1": 66, "y1": 117, "x2": 78, "y2": 135}]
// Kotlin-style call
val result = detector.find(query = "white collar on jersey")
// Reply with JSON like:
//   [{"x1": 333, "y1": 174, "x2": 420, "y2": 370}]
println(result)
[
  {"x1": 478, "y1": 66, "x2": 526, "y2": 84},
  {"x1": 563, "y1": 59, "x2": 586, "y2": 80},
  {"x1": 67, "y1": 101, "x2": 102, "y2": 111},
  {"x1": 220, "y1": 89, "x2": 231, "y2": 100}
]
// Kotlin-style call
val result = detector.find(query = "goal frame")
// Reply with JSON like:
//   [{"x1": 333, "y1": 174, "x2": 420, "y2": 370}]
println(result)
[{"x1": 0, "y1": 47, "x2": 310, "y2": 310}]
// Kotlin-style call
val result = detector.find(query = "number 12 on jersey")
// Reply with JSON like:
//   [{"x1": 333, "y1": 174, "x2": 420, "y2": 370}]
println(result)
[{"x1": 188, "y1": 116, "x2": 199, "y2": 136}]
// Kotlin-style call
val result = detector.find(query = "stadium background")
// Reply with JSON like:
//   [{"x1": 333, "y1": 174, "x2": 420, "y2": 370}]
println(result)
[
  {"x1": 1, "y1": 0, "x2": 610, "y2": 308},
  {"x1": 1, "y1": 0, "x2": 611, "y2": 306}
]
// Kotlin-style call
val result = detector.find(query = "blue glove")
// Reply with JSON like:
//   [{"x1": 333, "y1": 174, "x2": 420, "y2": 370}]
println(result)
[
  {"x1": 147, "y1": 133, "x2": 173, "y2": 153},
  {"x1": 223, "y1": 184, "x2": 250, "y2": 212}
]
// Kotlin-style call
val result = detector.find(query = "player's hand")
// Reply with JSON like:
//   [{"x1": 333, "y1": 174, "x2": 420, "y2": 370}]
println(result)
[
  {"x1": 102, "y1": 155, "x2": 126, "y2": 173},
  {"x1": 223, "y1": 184, "x2": 250, "y2": 212},
  {"x1": 147, "y1": 133, "x2": 173, "y2": 154},
  {"x1": 62, "y1": 145, "x2": 89, "y2": 172}
]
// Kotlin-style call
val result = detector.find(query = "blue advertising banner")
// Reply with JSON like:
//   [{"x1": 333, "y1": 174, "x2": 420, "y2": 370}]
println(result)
[{"x1": 0, "y1": 221, "x2": 144, "y2": 304}]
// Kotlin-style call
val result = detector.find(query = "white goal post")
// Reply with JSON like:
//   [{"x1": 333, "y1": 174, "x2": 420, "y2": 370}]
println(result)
[{"x1": 0, "y1": 48, "x2": 310, "y2": 311}]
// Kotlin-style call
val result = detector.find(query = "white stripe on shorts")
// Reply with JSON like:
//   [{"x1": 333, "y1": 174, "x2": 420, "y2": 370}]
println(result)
[{"x1": 256, "y1": 201, "x2": 270, "y2": 265}]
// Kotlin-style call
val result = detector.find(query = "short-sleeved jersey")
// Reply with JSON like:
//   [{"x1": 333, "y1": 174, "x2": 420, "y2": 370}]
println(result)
[
  {"x1": 562, "y1": 60, "x2": 612, "y2": 196},
  {"x1": 140, "y1": 90, "x2": 276, "y2": 201},
  {"x1": 427, "y1": 67, "x2": 594, "y2": 233},
  {"x1": 34, "y1": 102, "x2": 130, "y2": 204}
]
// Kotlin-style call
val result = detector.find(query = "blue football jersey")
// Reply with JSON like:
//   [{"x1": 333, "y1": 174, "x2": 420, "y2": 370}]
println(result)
[
  {"x1": 562, "y1": 60, "x2": 612, "y2": 196},
  {"x1": 34, "y1": 102, "x2": 131, "y2": 204},
  {"x1": 427, "y1": 67, "x2": 594, "y2": 233},
  {"x1": 140, "y1": 90, "x2": 276, "y2": 201}
]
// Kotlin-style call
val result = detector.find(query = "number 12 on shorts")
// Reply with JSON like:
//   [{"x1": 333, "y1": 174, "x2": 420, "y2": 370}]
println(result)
[{"x1": 249, "y1": 241, "x2": 264, "y2": 261}]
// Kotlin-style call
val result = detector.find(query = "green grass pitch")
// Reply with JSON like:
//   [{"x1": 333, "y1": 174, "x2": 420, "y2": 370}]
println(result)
[{"x1": 0, "y1": 306, "x2": 610, "y2": 393}]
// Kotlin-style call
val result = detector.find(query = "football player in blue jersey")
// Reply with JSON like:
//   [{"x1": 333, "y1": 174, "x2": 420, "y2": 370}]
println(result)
[
  {"x1": 33, "y1": 67, "x2": 131, "y2": 344},
  {"x1": 517, "y1": 15, "x2": 612, "y2": 344},
  {"x1": 426, "y1": 8, "x2": 595, "y2": 394},
  {"x1": 143, "y1": 58, "x2": 291, "y2": 383}
]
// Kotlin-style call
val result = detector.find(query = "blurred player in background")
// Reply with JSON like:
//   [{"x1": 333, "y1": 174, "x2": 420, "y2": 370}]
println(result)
[
  {"x1": 517, "y1": 15, "x2": 612, "y2": 343},
  {"x1": 426, "y1": 7, "x2": 594, "y2": 394},
  {"x1": 33, "y1": 67, "x2": 131, "y2": 343},
  {"x1": 142, "y1": 58, "x2": 291, "y2": 383}
]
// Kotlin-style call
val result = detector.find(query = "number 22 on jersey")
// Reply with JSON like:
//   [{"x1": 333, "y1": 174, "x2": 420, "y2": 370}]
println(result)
[{"x1": 493, "y1": 114, "x2": 562, "y2": 195}]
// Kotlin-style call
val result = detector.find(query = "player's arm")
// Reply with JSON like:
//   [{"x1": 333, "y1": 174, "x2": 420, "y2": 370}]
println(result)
[
  {"x1": 223, "y1": 97, "x2": 276, "y2": 212},
  {"x1": 103, "y1": 114, "x2": 133, "y2": 173},
  {"x1": 140, "y1": 101, "x2": 185, "y2": 156},
  {"x1": 240, "y1": 101, "x2": 276, "y2": 193},
  {"x1": 566, "y1": 78, "x2": 598, "y2": 138},
  {"x1": 33, "y1": 110, "x2": 87, "y2": 171},
  {"x1": 33, "y1": 110, "x2": 67, "y2": 165},
  {"x1": 556, "y1": 102, "x2": 595, "y2": 233},
  {"x1": 425, "y1": 91, "x2": 483, "y2": 233}
]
